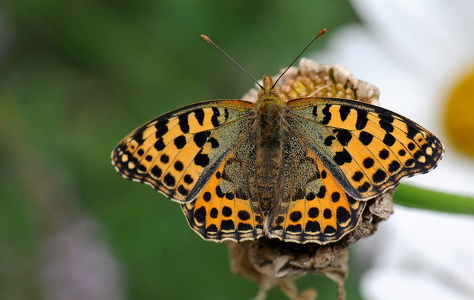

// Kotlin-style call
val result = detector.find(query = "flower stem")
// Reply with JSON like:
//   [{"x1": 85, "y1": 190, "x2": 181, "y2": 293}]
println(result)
[{"x1": 394, "y1": 184, "x2": 474, "y2": 215}]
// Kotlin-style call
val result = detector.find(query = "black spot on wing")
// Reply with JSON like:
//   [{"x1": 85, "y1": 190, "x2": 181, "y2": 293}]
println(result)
[
  {"x1": 194, "y1": 206, "x2": 206, "y2": 224},
  {"x1": 379, "y1": 149, "x2": 390, "y2": 160},
  {"x1": 174, "y1": 161, "x2": 184, "y2": 171},
  {"x1": 238, "y1": 210, "x2": 250, "y2": 221},
  {"x1": 208, "y1": 137, "x2": 220, "y2": 148},
  {"x1": 163, "y1": 173, "x2": 176, "y2": 187},
  {"x1": 203, "y1": 191, "x2": 212, "y2": 202},
  {"x1": 388, "y1": 160, "x2": 401, "y2": 173},
  {"x1": 178, "y1": 114, "x2": 190, "y2": 133},
  {"x1": 160, "y1": 154, "x2": 169, "y2": 163},
  {"x1": 151, "y1": 166, "x2": 162, "y2": 178},
  {"x1": 222, "y1": 206, "x2": 232, "y2": 217},
  {"x1": 174, "y1": 135, "x2": 187, "y2": 149},
  {"x1": 177, "y1": 185, "x2": 189, "y2": 196},
  {"x1": 154, "y1": 138, "x2": 166, "y2": 151},
  {"x1": 154, "y1": 119, "x2": 169, "y2": 139},
  {"x1": 317, "y1": 186, "x2": 326, "y2": 198},
  {"x1": 206, "y1": 224, "x2": 218, "y2": 232},
  {"x1": 352, "y1": 171, "x2": 364, "y2": 182},
  {"x1": 339, "y1": 105, "x2": 351, "y2": 122},
  {"x1": 193, "y1": 130, "x2": 211, "y2": 147},
  {"x1": 194, "y1": 108, "x2": 205, "y2": 126},
  {"x1": 334, "y1": 148, "x2": 352, "y2": 165},
  {"x1": 359, "y1": 131, "x2": 373, "y2": 146},
  {"x1": 331, "y1": 191, "x2": 341, "y2": 202},
  {"x1": 221, "y1": 220, "x2": 235, "y2": 231},
  {"x1": 211, "y1": 107, "x2": 221, "y2": 127},
  {"x1": 324, "y1": 135, "x2": 336, "y2": 146},
  {"x1": 290, "y1": 211, "x2": 302, "y2": 222},
  {"x1": 130, "y1": 127, "x2": 146, "y2": 144},
  {"x1": 380, "y1": 120, "x2": 394, "y2": 133},
  {"x1": 183, "y1": 174, "x2": 194, "y2": 184},
  {"x1": 355, "y1": 110, "x2": 369, "y2": 130},
  {"x1": 383, "y1": 133, "x2": 396, "y2": 146},
  {"x1": 336, "y1": 206, "x2": 351, "y2": 224},
  {"x1": 357, "y1": 182, "x2": 371, "y2": 193},
  {"x1": 317, "y1": 105, "x2": 331, "y2": 124},
  {"x1": 363, "y1": 157, "x2": 374, "y2": 168},
  {"x1": 323, "y1": 208, "x2": 332, "y2": 219},
  {"x1": 334, "y1": 129, "x2": 352, "y2": 146},
  {"x1": 308, "y1": 207, "x2": 319, "y2": 218},
  {"x1": 215, "y1": 185, "x2": 225, "y2": 198},
  {"x1": 372, "y1": 169, "x2": 387, "y2": 183},
  {"x1": 379, "y1": 114, "x2": 395, "y2": 133},
  {"x1": 210, "y1": 207, "x2": 218, "y2": 218},
  {"x1": 324, "y1": 225, "x2": 336, "y2": 235},
  {"x1": 194, "y1": 151, "x2": 210, "y2": 167},
  {"x1": 286, "y1": 224, "x2": 302, "y2": 233},
  {"x1": 406, "y1": 124, "x2": 418, "y2": 139},
  {"x1": 238, "y1": 223, "x2": 253, "y2": 231},
  {"x1": 305, "y1": 221, "x2": 320, "y2": 232}
]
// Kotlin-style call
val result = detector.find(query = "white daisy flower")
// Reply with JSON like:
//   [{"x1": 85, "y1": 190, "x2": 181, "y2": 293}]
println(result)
[{"x1": 312, "y1": 0, "x2": 474, "y2": 299}]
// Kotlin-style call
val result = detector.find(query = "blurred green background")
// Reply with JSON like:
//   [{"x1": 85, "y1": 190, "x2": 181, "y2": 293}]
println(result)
[{"x1": 1, "y1": 1, "x2": 363, "y2": 299}]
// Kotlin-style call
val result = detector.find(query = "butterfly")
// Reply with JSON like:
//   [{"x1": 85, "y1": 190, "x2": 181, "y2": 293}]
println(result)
[{"x1": 111, "y1": 74, "x2": 444, "y2": 244}]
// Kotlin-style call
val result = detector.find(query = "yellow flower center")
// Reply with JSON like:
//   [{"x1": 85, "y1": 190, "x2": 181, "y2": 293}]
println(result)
[{"x1": 444, "y1": 67, "x2": 474, "y2": 158}]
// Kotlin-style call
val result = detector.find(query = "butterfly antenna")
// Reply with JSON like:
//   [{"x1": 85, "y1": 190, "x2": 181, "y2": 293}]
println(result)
[
  {"x1": 272, "y1": 28, "x2": 327, "y2": 88},
  {"x1": 201, "y1": 34, "x2": 263, "y2": 89}
]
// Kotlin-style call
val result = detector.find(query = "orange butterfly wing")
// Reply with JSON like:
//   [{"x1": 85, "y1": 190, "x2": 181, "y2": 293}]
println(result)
[
  {"x1": 112, "y1": 95, "x2": 444, "y2": 244},
  {"x1": 286, "y1": 97, "x2": 444, "y2": 200},
  {"x1": 112, "y1": 100, "x2": 254, "y2": 203}
]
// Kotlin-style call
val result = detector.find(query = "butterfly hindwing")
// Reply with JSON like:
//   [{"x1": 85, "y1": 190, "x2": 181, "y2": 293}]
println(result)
[
  {"x1": 265, "y1": 129, "x2": 366, "y2": 244},
  {"x1": 287, "y1": 97, "x2": 444, "y2": 200},
  {"x1": 181, "y1": 140, "x2": 265, "y2": 242},
  {"x1": 112, "y1": 100, "x2": 254, "y2": 203}
]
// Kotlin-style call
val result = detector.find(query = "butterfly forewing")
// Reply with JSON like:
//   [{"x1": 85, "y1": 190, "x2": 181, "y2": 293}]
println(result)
[
  {"x1": 287, "y1": 97, "x2": 444, "y2": 200},
  {"x1": 112, "y1": 100, "x2": 254, "y2": 203}
]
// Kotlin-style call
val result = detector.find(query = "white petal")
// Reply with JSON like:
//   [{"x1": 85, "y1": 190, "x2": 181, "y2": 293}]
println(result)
[
  {"x1": 361, "y1": 268, "x2": 473, "y2": 300},
  {"x1": 350, "y1": 0, "x2": 474, "y2": 79},
  {"x1": 358, "y1": 206, "x2": 474, "y2": 300}
]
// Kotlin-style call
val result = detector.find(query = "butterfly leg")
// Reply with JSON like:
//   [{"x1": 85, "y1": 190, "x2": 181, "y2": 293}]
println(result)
[
  {"x1": 278, "y1": 277, "x2": 317, "y2": 300},
  {"x1": 251, "y1": 277, "x2": 277, "y2": 300},
  {"x1": 319, "y1": 249, "x2": 348, "y2": 300}
]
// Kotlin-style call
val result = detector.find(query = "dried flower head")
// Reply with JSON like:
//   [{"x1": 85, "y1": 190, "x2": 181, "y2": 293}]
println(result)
[{"x1": 230, "y1": 58, "x2": 392, "y2": 300}]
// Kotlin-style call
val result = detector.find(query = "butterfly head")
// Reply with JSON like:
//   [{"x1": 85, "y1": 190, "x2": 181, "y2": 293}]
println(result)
[{"x1": 258, "y1": 75, "x2": 283, "y2": 102}]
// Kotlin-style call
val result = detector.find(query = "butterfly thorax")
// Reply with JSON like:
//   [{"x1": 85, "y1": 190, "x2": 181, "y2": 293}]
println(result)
[{"x1": 255, "y1": 75, "x2": 287, "y2": 214}]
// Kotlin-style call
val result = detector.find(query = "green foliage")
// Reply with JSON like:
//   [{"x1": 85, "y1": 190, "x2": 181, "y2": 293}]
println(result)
[{"x1": 395, "y1": 184, "x2": 474, "y2": 215}]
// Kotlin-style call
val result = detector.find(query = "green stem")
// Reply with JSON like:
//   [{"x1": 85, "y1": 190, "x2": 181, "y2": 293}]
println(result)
[{"x1": 394, "y1": 184, "x2": 474, "y2": 215}]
